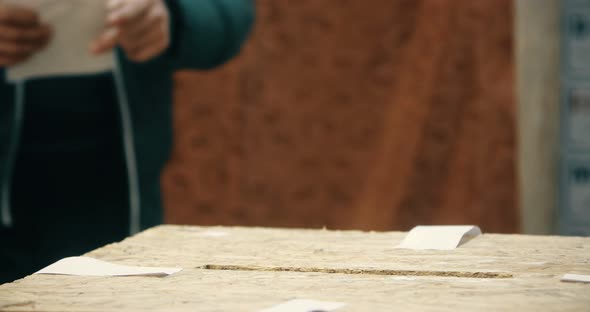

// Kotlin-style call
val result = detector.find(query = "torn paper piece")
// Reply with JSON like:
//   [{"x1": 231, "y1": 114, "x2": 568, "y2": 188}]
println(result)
[
  {"x1": 561, "y1": 273, "x2": 590, "y2": 283},
  {"x1": 6, "y1": 0, "x2": 114, "y2": 82},
  {"x1": 260, "y1": 299, "x2": 346, "y2": 312},
  {"x1": 35, "y1": 257, "x2": 182, "y2": 277},
  {"x1": 199, "y1": 231, "x2": 230, "y2": 237},
  {"x1": 396, "y1": 225, "x2": 482, "y2": 250}
]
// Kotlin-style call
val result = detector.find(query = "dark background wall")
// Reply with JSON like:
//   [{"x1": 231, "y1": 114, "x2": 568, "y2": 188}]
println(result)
[{"x1": 162, "y1": 0, "x2": 518, "y2": 233}]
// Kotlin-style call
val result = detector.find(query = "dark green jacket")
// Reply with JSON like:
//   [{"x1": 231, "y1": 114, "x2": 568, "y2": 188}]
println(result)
[{"x1": 0, "y1": 0, "x2": 254, "y2": 232}]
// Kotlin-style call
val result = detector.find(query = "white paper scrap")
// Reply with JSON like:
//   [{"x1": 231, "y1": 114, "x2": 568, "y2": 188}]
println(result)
[
  {"x1": 396, "y1": 225, "x2": 482, "y2": 250},
  {"x1": 199, "y1": 231, "x2": 230, "y2": 237},
  {"x1": 260, "y1": 299, "x2": 346, "y2": 312},
  {"x1": 35, "y1": 257, "x2": 182, "y2": 277},
  {"x1": 6, "y1": 0, "x2": 114, "y2": 82},
  {"x1": 561, "y1": 273, "x2": 590, "y2": 283}
]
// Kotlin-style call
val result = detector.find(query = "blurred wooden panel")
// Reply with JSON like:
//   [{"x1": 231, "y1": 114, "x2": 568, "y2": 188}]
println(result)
[{"x1": 163, "y1": 0, "x2": 518, "y2": 233}]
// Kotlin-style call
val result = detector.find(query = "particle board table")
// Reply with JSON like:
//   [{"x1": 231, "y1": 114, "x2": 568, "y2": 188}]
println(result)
[{"x1": 0, "y1": 225, "x2": 589, "y2": 311}]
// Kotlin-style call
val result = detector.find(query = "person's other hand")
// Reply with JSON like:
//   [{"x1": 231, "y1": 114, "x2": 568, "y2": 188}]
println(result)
[
  {"x1": 0, "y1": 4, "x2": 52, "y2": 67},
  {"x1": 91, "y1": 0, "x2": 170, "y2": 63}
]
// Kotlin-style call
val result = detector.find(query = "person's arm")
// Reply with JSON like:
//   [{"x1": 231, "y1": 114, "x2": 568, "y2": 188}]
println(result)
[{"x1": 164, "y1": 0, "x2": 254, "y2": 70}]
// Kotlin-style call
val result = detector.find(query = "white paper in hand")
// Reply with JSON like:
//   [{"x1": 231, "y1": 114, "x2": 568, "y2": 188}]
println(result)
[
  {"x1": 6, "y1": 0, "x2": 115, "y2": 82},
  {"x1": 260, "y1": 299, "x2": 346, "y2": 312},
  {"x1": 35, "y1": 257, "x2": 182, "y2": 277},
  {"x1": 396, "y1": 225, "x2": 482, "y2": 250}
]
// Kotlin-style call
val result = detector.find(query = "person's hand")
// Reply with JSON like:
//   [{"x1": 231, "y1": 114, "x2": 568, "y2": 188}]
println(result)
[
  {"x1": 91, "y1": 0, "x2": 170, "y2": 63},
  {"x1": 0, "y1": 3, "x2": 52, "y2": 66}
]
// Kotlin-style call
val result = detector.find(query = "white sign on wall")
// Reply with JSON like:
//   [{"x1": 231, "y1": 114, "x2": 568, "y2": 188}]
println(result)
[
  {"x1": 567, "y1": 88, "x2": 590, "y2": 149},
  {"x1": 565, "y1": 161, "x2": 590, "y2": 233},
  {"x1": 565, "y1": 1, "x2": 590, "y2": 77},
  {"x1": 560, "y1": 0, "x2": 590, "y2": 236}
]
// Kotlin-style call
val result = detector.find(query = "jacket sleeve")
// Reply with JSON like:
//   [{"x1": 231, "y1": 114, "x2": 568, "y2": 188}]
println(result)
[{"x1": 164, "y1": 0, "x2": 255, "y2": 70}]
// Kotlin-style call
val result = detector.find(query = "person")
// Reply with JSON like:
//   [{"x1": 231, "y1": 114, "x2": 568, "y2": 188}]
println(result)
[{"x1": 0, "y1": 0, "x2": 254, "y2": 284}]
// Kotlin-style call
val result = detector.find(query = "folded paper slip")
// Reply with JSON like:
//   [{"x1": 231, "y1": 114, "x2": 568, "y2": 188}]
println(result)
[
  {"x1": 35, "y1": 257, "x2": 182, "y2": 277},
  {"x1": 396, "y1": 225, "x2": 482, "y2": 250}
]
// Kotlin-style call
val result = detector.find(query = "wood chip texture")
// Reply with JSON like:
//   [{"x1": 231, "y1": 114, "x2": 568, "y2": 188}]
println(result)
[{"x1": 1, "y1": 225, "x2": 589, "y2": 311}]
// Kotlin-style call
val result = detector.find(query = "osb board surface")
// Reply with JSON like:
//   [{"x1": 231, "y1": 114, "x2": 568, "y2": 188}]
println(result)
[
  {"x1": 1, "y1": 226, "x2": 589, "y2": 311},
  {"x1": 163, "y1": 0, "x2": 518, "y2": 233},
  {"x1": 81, "y1": 226, "x2": 590, "y2": 277},
  {"x1": 1, "y1": 270, "x2": 589, "y2": 312}
]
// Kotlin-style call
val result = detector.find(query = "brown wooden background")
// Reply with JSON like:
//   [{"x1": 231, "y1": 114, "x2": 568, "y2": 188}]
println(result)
[{"x1": 162, "y1": 0, "x2": 518, "y2": 233}]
